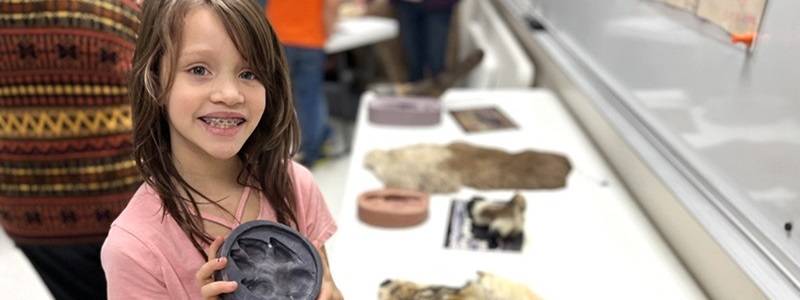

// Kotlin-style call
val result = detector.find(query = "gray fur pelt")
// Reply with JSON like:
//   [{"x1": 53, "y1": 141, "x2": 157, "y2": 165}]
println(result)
[{"x1": 364, "y1": 142, "x2": 571, "y2": 193}]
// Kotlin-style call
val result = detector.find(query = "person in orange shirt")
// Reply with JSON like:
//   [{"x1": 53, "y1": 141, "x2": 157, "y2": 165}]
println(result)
[{"x1": 268, "y1": 0, "x2": 340, "y2": 167}]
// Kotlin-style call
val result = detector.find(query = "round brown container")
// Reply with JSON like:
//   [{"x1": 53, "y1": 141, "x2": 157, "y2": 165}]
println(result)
[{"x1": 357, "y1": 188, "x2": 429, "y2": 228}]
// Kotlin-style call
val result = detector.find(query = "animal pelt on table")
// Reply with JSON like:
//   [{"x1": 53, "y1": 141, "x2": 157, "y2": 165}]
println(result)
[
  {"x1": 364, "y1": 142, "x2": 571, "y2": 193},
  {"x1": 468, "y1": 193, "x2": 526, "y2": 248},
  {"x1": 378, "y1": 271, "x2": 541, "y2": 300}
]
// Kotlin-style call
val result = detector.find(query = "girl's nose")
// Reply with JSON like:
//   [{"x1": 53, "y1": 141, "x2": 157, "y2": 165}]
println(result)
[{"x1": 210, "y1": 78, "x2": 244, "y2": 105}]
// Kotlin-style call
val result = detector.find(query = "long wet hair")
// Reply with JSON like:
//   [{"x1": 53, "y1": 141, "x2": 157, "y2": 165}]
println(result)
[{"x1": 130, "y1": 0, "x2": 300, "y2": 259}]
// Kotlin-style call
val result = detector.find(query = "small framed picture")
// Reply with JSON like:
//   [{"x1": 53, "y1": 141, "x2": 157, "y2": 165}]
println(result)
[{"x1": 449, "y1": 106, "x2": 518, "y2": 133}]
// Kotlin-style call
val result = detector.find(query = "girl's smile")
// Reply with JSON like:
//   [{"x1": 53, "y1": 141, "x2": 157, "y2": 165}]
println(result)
[{"x1": 198, "y1": 111, "x2": 247, "y2": 137}]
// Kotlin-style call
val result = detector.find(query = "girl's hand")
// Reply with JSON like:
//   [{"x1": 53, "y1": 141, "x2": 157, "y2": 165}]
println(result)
[
  {"x1": 195, "y1": 236, "x2": 238, "y2": 300},
  {"x1": 316, "y1": 246, "x2": 343, "y2": 300},
  {"x1": 317, "y1": 276, "x2": 344, "y2": 300}
]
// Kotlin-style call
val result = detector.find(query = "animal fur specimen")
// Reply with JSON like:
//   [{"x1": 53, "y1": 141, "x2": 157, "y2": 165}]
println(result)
[
  {"x1": 378, "y1": 271, "x2": 541, "y2": 300},
  {"x1": 468, "y1": 193, "x2": 526, "y2": 248},
  {"x1": 365, "y1": 142, "x2": 571, "y2": 193}
]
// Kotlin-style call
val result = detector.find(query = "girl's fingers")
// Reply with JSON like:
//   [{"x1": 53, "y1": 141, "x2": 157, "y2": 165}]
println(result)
[
  {"x1": 200, "y1": 280, "x2": 238, "y2": 298},
  {"x1": 205, "y1": 236, "x2": 225, "y2": 261},
  {"x1": 197, "y1": 237, "x2": 234, "y2": 298},
  {"x1": 195, "y1": 256, "x2": 228, "y2": 284},
  {"x1": 197, "y1": 236, "x2": 226, "y2": 283}
]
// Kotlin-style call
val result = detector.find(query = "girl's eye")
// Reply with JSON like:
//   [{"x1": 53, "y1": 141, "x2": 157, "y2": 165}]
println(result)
[
  {"x1": 239, "y1": 71, "x2": 256, "y2": 80},
  {"x1": 189, "y1": 66, "x2": 208, "y2": 76}
]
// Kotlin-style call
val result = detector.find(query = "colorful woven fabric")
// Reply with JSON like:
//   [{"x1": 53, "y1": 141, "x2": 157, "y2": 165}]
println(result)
[{"x1": 0, "y1": 0, "x2": 142, "y2": 244}]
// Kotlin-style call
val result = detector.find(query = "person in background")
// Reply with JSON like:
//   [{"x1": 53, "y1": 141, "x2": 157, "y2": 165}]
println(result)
[
  {"x1": 390, "y1": 0, "x2": 460, "y2": 82},
  {"x1": 0, "y1": 1, "x2": 142, "y2": 299},
  {"x1": 101, "y1": 0, "x2": 342, "y2": 299},
  {"x1": 267, "y1": 0, "x2": 341, "y2": 167}
]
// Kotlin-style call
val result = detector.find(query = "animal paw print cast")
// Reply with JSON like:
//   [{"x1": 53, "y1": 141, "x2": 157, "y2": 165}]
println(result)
[{"x1": 230, "y1": 238, "x2": 314, "y2": 299}]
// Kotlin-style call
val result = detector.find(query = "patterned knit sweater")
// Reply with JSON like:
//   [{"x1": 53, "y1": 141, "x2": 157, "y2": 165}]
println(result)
[{"x1": 0, "y1": 0, "x2": 142, "y2": 244}]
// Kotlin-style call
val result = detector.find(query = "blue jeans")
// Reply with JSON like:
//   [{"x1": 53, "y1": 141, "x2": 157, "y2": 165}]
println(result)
[
  {"x1": 284, "y1": 46, "x2": 329, "y2": 166},
  {"x1": 392, "y1": 1, "x2": 454, "y2": 82}
]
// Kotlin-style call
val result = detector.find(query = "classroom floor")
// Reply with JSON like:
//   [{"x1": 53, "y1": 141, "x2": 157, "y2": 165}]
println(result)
[
  {"x1": 311, "y1": 153, "x2": 351, "y2": 220},
  {"x1": 310, "y1": 116, "x2": 357, "y2": 219}
]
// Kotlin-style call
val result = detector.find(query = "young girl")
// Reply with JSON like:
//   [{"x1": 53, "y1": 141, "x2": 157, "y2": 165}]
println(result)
[{"x1": 100, "y1": 1, "x2": 342, "y2": 299}]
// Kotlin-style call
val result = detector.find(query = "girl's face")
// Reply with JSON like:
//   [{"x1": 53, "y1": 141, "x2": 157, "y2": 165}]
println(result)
[{"x1": 166, "y1": 5, "x2": 265, "y2": 162}]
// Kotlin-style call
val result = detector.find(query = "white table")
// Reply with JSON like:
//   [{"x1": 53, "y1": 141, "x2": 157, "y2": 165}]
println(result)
[
  {"x1": 324, "y1": 16, "x2": 398, "y2": 54},
  {"x1": 0, "y1": 229, "x2": 53, "y2": 299},
  {"x1": 326, "y1": 89, "x2": 706, "y2": 299}
]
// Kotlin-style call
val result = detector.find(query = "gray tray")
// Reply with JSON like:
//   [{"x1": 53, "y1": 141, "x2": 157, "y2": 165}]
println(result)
[{"x1": 215, "y1": 220, "x2": 322, "y2": 300}]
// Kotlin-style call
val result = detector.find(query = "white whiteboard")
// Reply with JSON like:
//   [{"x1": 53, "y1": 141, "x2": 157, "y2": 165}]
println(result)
[{"x1": 507, "y1": 0, "x2": 800, "y2": 283}]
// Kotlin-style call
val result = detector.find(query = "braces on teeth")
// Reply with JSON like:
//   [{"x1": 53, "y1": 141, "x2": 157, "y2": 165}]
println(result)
[{"x1": 205, "y1": 117, "x2": 241, "y2": 128}]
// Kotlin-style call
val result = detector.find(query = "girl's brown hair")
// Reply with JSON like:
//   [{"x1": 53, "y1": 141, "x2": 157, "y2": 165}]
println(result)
[{"x1": 130, "y1": 0, "x2": 300, "y2": 259}]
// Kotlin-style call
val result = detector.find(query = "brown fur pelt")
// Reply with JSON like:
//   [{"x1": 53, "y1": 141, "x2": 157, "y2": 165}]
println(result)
[
  {"x1": 365, "y1": 142, "x2": 571, "y2": 193},
  {"x1": 378, "y1": 271, "x2": 541, "y2": 300}
]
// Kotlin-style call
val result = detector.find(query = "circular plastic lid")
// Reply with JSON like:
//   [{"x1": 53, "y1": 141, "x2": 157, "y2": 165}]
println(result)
[{"x1": 215, "y1": 220, "x2": 322, "y2": 300}]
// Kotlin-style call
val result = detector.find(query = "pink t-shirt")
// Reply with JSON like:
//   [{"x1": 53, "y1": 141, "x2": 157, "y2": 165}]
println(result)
[{"x1": 100, "y1": 162, "x2": 336, "y2": 300}]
